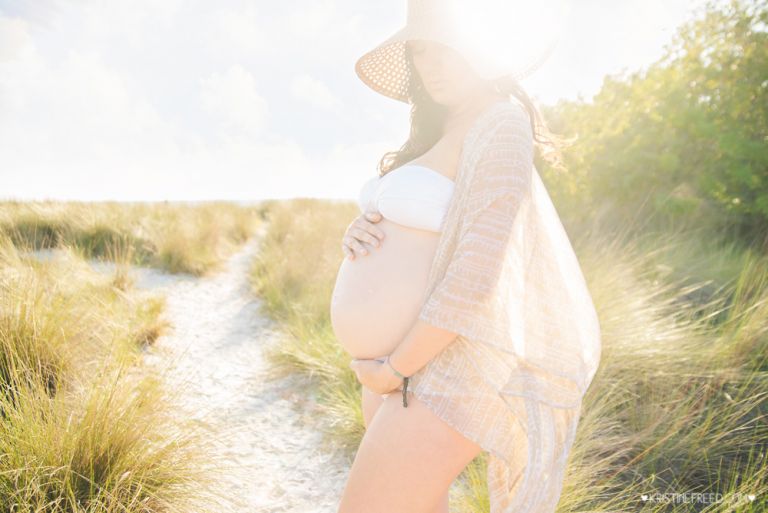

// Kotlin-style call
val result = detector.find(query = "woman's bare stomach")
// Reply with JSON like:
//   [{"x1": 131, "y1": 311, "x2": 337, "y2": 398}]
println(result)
[{"x1": 330, "y1": 217, "x2": 440, "y2": 360}]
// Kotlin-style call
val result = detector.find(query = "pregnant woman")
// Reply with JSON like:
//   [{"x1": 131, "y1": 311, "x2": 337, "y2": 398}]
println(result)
[{"x1": 331, "y1": 1, "x2": 602, "y2": 512}]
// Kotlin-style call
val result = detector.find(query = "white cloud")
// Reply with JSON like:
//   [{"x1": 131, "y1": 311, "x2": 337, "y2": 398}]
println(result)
[
  {"x1": 287, "y1": 0, "x2": 337, "y2": 37},
  {"x1": 79, "y1": 0, "x2": 184, "y2": 47},
  {"x1": 0, "y1": 2, "x2": 401, "y2": 201},
  {"x1": 290, "y1": 73, "x2": 340, "y2": 111},
  {"x1": 0, "y1": 15, "x2": 33, "y2": 62},
  {"x1": 209, "y1": 3, "x2": 270, "y2": 56},
  {"x1": 199, "y1": 64, "x2": 270, "y2": 139}
]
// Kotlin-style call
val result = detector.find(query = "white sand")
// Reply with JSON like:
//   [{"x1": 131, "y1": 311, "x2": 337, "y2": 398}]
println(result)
[{"x1": 129, "y1": 228, "x2": 350, "y2": 511}]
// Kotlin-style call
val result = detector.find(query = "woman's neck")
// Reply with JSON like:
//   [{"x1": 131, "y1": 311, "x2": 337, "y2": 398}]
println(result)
[{"x1": 443, "y1": 90, "x2": 509, "y2": 134}]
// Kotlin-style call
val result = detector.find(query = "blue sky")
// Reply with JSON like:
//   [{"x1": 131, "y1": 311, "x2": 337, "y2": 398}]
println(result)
[{"x1": 0, "y1": 0, "x2": 712, "y2": 202}]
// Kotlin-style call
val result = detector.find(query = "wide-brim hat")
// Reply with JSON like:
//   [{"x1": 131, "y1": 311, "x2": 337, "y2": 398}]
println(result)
[{"x1": 355, "y1": 0, "x2": 562, "y2": 104}]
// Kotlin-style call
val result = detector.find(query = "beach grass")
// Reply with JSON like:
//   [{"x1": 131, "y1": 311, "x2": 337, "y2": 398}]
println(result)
[
  {"x1": 0, "y1": 202, "x2": 265, "y2": 512},
  {"x1": 0, "y1": 200, "x2": 264, "y2": 276}
]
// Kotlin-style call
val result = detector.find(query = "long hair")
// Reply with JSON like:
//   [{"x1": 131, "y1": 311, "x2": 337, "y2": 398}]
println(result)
[{"x1": 376, "y1": 44, "x2": 572, "y2": 177}]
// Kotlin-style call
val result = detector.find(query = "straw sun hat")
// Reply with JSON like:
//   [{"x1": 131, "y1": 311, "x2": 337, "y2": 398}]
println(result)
[{"x1": 355, "y1": 0, "x2": 562, "y2": 103}]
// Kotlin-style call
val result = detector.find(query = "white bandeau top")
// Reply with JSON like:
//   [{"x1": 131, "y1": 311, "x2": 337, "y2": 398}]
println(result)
[{"x1": 357, "y1": 164, "x2": 455, "y2": 233}]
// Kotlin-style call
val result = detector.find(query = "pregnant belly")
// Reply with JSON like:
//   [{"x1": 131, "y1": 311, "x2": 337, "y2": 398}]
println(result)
[{"x1": 330, "y1": 218, "x2": 440, "y2": 359}]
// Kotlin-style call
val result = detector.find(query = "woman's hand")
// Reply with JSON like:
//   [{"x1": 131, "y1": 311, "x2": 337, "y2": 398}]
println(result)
[
  {"x1": 349, "y1": 357, "x2": 402, "y2": 395},
  {"x1": 342, "y1": 211, "x2": 385, "y2": 260}
]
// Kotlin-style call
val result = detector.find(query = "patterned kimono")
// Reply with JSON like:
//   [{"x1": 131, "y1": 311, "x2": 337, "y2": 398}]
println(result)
[{"x1": 407, "y1": 99, "x2": 602, "y2": 513}]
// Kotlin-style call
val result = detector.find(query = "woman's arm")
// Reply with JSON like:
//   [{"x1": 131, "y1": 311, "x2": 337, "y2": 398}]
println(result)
[
  {"x1": 386, "y1": 319, "x2": 459, "y2": 378},
  {"x1": 387, "y1": 105, "x2": 534, "y2": 379}
]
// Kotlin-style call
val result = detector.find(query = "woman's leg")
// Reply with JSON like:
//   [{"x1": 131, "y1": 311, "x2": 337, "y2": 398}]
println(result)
[
  {"x1": 361, "y1": 385, "x2": 385, "y2": 428},
  {"x1": 341, "y1": 390, "x2": 482, "y2": 513},
  {"x1": 361, "y1": 386, "x2": 450, "y2": 513}
]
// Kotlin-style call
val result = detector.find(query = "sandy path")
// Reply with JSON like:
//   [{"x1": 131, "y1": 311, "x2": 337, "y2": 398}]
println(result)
[
  {"x1": 131, "y1": 228, "x2": 350, "y2": 512},
  {"x1": 27, "y1": 228, "x2": 475, "y2": 512}
]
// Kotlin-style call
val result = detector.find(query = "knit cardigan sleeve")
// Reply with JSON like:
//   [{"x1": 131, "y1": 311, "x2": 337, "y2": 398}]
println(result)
[{"x1": 417, "y1": 103, "x2": 533, "y2": 344}]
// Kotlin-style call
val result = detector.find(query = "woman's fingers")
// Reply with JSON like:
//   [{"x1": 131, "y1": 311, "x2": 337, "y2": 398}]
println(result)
[
  {"x1": 341, "y1": 234, "x2": 364, "y2": 260},
  {"x1": 343, "y1": 235, "x2": 368, "y2": 257},
  {"x1": 341, "y1": 212, "x2": 386, "y2": 260},
  {"x1": 350, "y1": 225, "x2": 381, "y2": 248},
  {"x1": 358, "y1": 213, "x2": 385, "y2": 240},
  {"x1": 364, "y1": 215, "x2": 386, "y2": 241}
]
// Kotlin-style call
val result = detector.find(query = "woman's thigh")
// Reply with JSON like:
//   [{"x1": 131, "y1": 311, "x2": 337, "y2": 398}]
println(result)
[
  {"x1": 362, "y1": 383, "x2": 405, "y2": 427},
  {"x1": 361, "y1": 385, "x2": 385, "y2": 428},
  {"x1": 338, "y1": 391, "x2": 483, "y2": 513}
]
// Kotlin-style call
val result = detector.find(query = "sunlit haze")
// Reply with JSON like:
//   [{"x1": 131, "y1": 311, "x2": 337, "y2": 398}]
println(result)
[{"x1": 0, "y1": 0, "x2": 711, "y2": 202}]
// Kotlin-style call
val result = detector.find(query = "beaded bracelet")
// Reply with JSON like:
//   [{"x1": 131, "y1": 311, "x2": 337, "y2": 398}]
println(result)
[{"x1": 385, "y1": 355, "x2": 409, "y2": 407}]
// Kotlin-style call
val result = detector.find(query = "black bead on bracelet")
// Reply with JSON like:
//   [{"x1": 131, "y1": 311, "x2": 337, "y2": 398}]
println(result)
[{"x1": 386, "y1": 355, "x2": 409, "y2": 408}]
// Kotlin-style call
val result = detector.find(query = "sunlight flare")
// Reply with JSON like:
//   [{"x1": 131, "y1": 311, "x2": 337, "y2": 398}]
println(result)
[{"x1": 452, "y1": 0, "x2": 572, "y2": 78}]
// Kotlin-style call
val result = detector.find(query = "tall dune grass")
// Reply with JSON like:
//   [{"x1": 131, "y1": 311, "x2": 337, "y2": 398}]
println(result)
[
  {"x1": 250, "y1": 197, "x2": 767, "y2": 511},
  {"x1": 0, "y1": 202, "x2": 257, "y2": 511},
  {"x1": 249, "y1": 199, "x2": 363, "y2": 451},
  {"x1": 0, "y1": 200, "x2": 265, "y2": 276}
]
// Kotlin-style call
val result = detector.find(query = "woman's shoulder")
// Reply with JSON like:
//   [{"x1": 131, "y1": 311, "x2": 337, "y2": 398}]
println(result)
[
  {"x1": 481, "y1": 99, "x2": 530, "y2": 133},
  {"x1": 469, "y1": 100, "x2": 532, "y2": 153}
]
